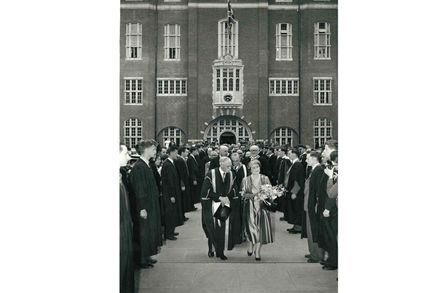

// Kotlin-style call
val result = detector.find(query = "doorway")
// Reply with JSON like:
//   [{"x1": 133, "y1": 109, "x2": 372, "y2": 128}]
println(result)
[{"x1": 219, "y1": 131, "x2": 236, "y2": 145}]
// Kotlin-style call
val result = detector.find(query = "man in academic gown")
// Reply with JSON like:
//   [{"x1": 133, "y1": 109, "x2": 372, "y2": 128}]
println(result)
[
  {"x1": 247, "y1": 145, "x2": 272, "y2": 180},
  {"x1": 228, "y1": 151, "x2": 248, "y2": 248},
  {"x1": 321, "y1": 150, "x2": 338, "y2": 270},
  {"x1": 175, "y1": 146, "x2": 195, "y2": 216},
  {"x1": 187, "y1": 146, "x2": 201, "y2": 205},
  {"x1": 200, "y1": 157, "x2": 236, "y2": 260},
  {"x1": 301, "y1": 151, "x2": 325, "y2": 263},
  {"x1": 267, "y1": 147, "x2": 279, "y2": 185},
  {"x1": 284, "y1": 149, "x2": 305, "y2": 234},
  {"x1": 128, "y1": 140, "x2": 163, "y2": 269},
  {"x1": 276, "y1": 146, "x2": 291, "y2": 215},
  {"x1": 119, "y1": 145, "x2": 135, "y2": 293},
  {"x1": 161, "y1": 145, "x2": 184, "y2": 241}
]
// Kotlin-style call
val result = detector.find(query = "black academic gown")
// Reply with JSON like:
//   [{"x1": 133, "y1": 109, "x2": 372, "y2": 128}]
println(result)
[
  {"x1": 277, "y1": 157, "x2": 292, "y2": 213},
  {"x1": 268, "y1": 154, "x2": 279, "y2": 185},
  {"x1": 316, "y1": 169, "x2": 330, "y2": 251},
  {"x1": 161, "y1": 159, "x2": 184, "y2": 236},
  {"x1": 301, "y1": 165, "x2": 325, "y2": 242},
  {"x1": 284, "y1": 160, "x2": 305, "y2": 226},
  {"x1": 200, "y1": 168, "x2": 236, "y2": 256},
  {"x1": 269, "y1": 155, "x2": 281, "y2": 185},
  {"x1": 228, "y1": 163, "x2": 247, "y2": 248},
  {"x1": 187, "y1": 154, "x2": 201, "y2": 204},
  {"x1": 129, "y1": 159, "x2": 163, "y2": 262},
  {"x1": 322, "y1": 177, "x2": 338, "y2": 267},
  {"x1": 175, "y1": 157, "x2": 195, "y2": 213},
  {"x1": 120, "y1": 178, "x2": 135, "y2": 293}
]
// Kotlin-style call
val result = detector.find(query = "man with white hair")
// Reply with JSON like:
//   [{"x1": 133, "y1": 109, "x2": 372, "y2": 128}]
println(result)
[
  {"x1": 209, "y1": 144, "x2": 229, "y2": 170},
  {"x1": 246, "y1": 145, "x2": 272, "y2": 180},
  {"x1": 200, "y1": 156, "x2": 235, "y2": 260}
]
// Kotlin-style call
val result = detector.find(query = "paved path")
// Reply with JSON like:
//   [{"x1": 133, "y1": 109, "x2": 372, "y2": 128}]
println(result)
[{"x1": 138, "y1": 205, "x2": 337, "y2": 293}]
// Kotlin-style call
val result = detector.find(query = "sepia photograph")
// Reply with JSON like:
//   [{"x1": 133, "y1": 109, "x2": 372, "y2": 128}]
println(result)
[{"x1": 119, "y1": 0, "x2": 338, "y2": 292}]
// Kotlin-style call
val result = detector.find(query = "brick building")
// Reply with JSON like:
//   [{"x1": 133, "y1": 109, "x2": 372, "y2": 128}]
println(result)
[{"x1": 120, "y1": 0, "x2": 337, "y2": 148}]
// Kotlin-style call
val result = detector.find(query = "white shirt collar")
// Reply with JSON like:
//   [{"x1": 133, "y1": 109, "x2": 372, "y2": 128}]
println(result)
[
  {"x1": 167, "y1": 157, "x2": 174, "y2": 164},
  {"x1": 311, "y1": 163, "x2": 319, "y2": 170},
  {"x1": 292, "y1": 158, "x2": 299, "y2": 164},
  {"x1": 219, "y1": 167, "x2": 226, "y2": 178}
]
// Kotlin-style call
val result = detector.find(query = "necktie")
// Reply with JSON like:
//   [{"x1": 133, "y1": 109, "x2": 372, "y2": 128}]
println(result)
[{"x1": 224, "y1": 172, "x2": 230, "y2": 188}]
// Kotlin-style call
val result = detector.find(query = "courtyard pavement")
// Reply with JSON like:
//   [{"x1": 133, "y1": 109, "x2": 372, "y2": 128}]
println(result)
[{"x1": 137, "y1": 205, "x2": 337, "y2": 293}]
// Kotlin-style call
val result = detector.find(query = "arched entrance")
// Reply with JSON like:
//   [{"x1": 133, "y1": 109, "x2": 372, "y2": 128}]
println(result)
[
  {"x1": 219, "y1": 131, "x2": 236, "y2": 144},
  {"x1": 203, "y1": 115, "x2": 252, "y2": 143}
]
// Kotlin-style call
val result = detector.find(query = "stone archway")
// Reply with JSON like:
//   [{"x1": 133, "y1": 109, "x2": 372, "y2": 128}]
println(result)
[{"x1": 203, "y1": 115, "x2": 252, "y2": 143}]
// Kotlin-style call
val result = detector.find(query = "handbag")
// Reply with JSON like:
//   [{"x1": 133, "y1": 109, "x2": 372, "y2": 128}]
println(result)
[{"x1": 213, "y1": 204, "x2": 232, "y2": 221}]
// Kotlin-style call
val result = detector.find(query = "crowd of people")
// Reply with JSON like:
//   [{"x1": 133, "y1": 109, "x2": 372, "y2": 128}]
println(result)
[{"x1": 119, "y1": 138, "x2": 339, "y2": 293}]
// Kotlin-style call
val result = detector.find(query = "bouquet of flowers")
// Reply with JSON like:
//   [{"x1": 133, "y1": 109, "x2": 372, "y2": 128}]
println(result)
[{"x1": 257, "y1": 184, "x2": 285, "y2": 212}]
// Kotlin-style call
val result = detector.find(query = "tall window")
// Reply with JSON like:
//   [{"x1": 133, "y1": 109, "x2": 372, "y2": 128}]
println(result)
[
  {"x1": 218, "y1": 19, "x2": 239, "y2": 59},
  {"x1": 272, "y1": 127, "x2": 294, "y2": 146},
  {"x1": 215, "y1": 68, "x2": 241, "y2": 92},
  {"x1": 125, "y1": 23, "x2": 142, "y2": 60},
  {"x1": 162, "y1": 127, "x2": 183, "y2": 145},
  {"x1": 124, "y1": 78, "x2": 143, "y2": 105},
  {"x1": 314, "y1": 118, "x2": 333, "y2": 148},
  {"x1": 269, "y1": 78, "x2": 299, "y2": 96},
  {"x1": 276, "y1": 23, "x2": 292, "y2": 60},
  {"x1": 124, "y1": 118, "x2": 142, "y2": 148},
  {"x1": 314, "y1": 22, "x2": 331, "y2": 59},
  {"x1": 313, "y1": 78, "x2": 332, "y2": 105},
  {"x1": 157, "y1": 78, "x2": 187, "y2": 96},
  {"x1": 164, "y1": 24, "x2": 180, "y2": 60}
]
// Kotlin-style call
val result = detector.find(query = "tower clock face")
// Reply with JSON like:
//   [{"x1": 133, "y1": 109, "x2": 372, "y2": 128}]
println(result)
[{"x1": 224, "y1": 94, "x2": 233, "y2": 102}]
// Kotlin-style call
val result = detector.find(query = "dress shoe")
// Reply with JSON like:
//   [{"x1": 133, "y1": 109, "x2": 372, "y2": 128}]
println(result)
[
  {"x1": 219, "y1": 255, "x2": 228, "y2": 260},
  {"x1": 192, "y1": 207, "x2": 198, "y2": 211},
  {"x1": 255, "y1": 257, "x2": 261, "y2": 261},
  {"x1": 279, "y1": 217, "x2": 286, "y2": 221},
  {"x1": 320, "y1": 260, "x2": 327, "y2": 265},
  {"x1": 149, "y1": 258, "x2": 158, "y2": 264},
  {"x1": 208, "y1": 251, "x2": 215, "y2": 258},
  {"x1": 166, "y1": 236, "x2": 177, "y2": 240},
  {"x1": 140, "y1": 263, "x2": 154, "y2": 269},
  {"x1": 304, "y1": 254, "x2": 311, "y2": 259},
  {"x1": 173, "y1": 232, "x2": 179, "y2": 236},
  {"x1": 288, "y1": 230, "x2": 300, "y2": 234},
  {"x1": 184, "y1": 217, "x2": 189, "y2": 221},
  {"x1": 247, "y1": 250, "x2": 253, "y2": 256},
  {"x1": 322, "y1": 265, "x2": 337, "y2": 271},
  {"x1": 307, "y1": 259, "x2": 320, "y2": 263}
]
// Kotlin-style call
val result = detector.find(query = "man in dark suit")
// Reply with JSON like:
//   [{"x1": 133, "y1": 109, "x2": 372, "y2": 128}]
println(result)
[
  {"x1": 187, "y1": 146, "x2": 201, "y2": 206},
  {"x1": 175, "y1": 146, "x2": 195, "y2": 217},
  {"x1": 128, "y1": 140, "x2": 163, "y2": 269},
  {"x1": 284, "y1": 149, "x2": 305, "y2": 234},
  {"x1": 209, "y1": 145, "x2": 229, "y2": 170},
  {"x1": 247, "y1": 145, "x2": 272, "y2": 180},
  {"x1": 302, "y1": 151, "x2": 325, "y2": 263},
  {"x1": 267, "y1": 147, "x2": 278, "y2": 185},
  {"x1": 276, "y1": 146, "x2": 291, "y2": 217},
  {"x1": 161, "y1": 145, "x2": 183, "y2": 240},
  {"x1": 321, "y1": 150, "x2": 338, "y2": 270},
  {"x1": 200, "y1": 157, "x2": 236, "y2": 260}
]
